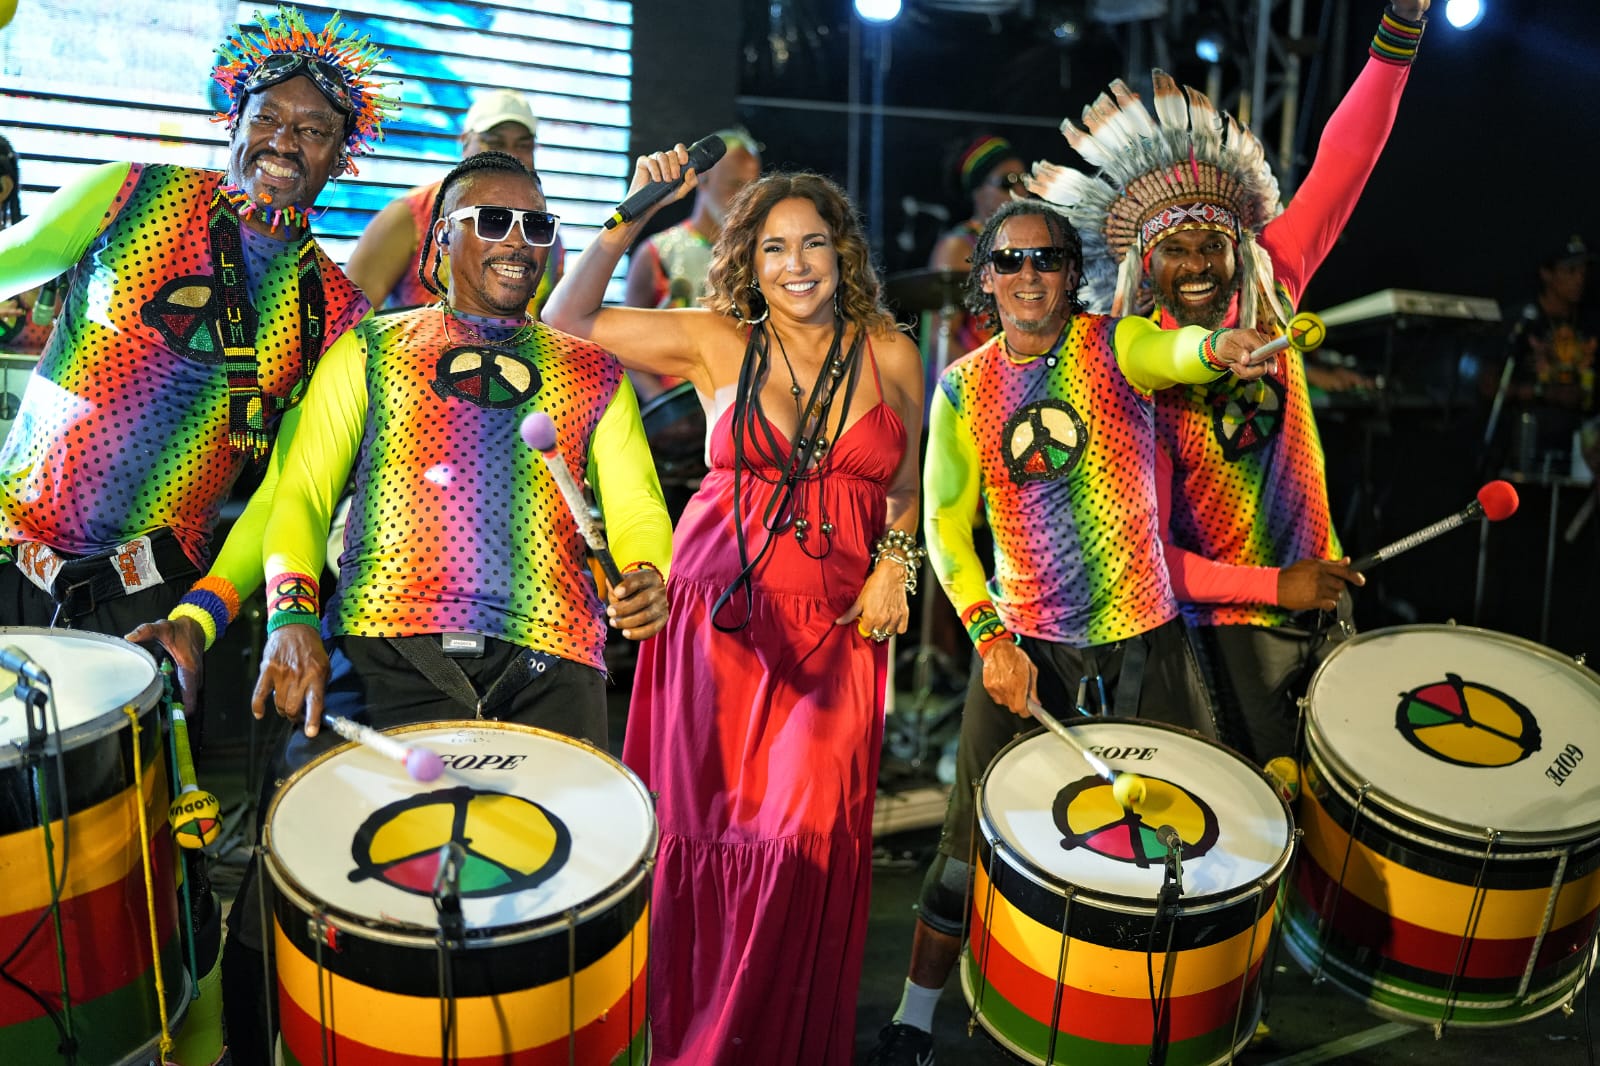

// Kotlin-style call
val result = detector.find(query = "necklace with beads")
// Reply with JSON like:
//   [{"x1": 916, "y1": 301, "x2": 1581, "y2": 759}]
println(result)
[{"x1": 441, "y1": 305, "x2": 537, "y2": 352}]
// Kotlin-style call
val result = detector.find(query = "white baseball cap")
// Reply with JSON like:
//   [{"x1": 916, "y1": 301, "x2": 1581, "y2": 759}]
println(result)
[{"x1": 463, "y1": 89, "x2": 538, "y2": 137}]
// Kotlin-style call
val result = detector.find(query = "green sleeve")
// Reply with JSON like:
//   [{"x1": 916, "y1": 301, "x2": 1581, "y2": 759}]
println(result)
[
  {"x1": 1113, "y1": 317, "x2": 1228, "y2": 393},
  {"x1": 923, "y1": 387, "x2": 991, "y2": 627},
  {"x1": 262, "y1": 327, "x2": 371, "y2": 609},
  {"x1": 587, "y1": 374, "x2": 674, "y2": 578},
  {"x1": 0, "y1": 162, "x2": 132, "y2": 299}
]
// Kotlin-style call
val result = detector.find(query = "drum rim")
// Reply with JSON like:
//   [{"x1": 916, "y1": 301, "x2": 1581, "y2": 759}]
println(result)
[
  {"x1": 977, "y1": 719, "x2": 1295, "y2": 916},
  {"x1": 0, "y1": 627, "x2": 162, "y2": 767},
  {"x1": 1304, "y1": 623, "x2": 1600, "y2": 847},
  {"x1": 261, "y1": 720, "x2": 659, "y2": 945}
]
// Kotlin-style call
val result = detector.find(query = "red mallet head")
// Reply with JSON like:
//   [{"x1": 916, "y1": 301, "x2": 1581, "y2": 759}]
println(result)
[
  {"x1": 1478, "y1": 480, "x2": 1519, "y2": 522},
  {"x1": 519, "y1": 411, "x2": 557, "y2": 453}
]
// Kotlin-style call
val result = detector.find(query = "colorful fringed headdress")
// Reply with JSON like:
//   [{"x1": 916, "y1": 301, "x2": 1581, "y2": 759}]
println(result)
[
  {"x1": 1028, "y1": 71, "x2": 1285, "y2": 333},
  {"x1": 213, "y1": 6, "x2": 396, "y2": 171}
]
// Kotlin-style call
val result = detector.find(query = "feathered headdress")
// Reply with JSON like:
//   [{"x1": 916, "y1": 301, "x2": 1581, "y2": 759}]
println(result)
[
  {"x1": 1028, "y1": 70, "x2": 1284, "y2": 333},
  {"x1": 213, "y1": 6, "x2": 397, "y2": 170}
]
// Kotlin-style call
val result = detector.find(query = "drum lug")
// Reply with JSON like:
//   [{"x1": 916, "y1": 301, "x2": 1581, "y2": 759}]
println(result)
[
  {"x1": 306, "y1": 914, "x2": 342, "y2": 953},
  {"x1": 1576, "y1": 652, "x2": 1588, "y2": 668},
  {"x1": 1561, "y1": 1000, "x2": 1577, "y2": 1017}
]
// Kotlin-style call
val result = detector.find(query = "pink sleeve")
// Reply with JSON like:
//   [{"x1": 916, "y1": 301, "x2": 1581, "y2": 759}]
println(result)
[
  {"x1": 1260, "y1": 55, "x2": 1412, "y2": 293},
  {"x1": 1156, "y1": 442, "x2": 1282, "y2": 606}
]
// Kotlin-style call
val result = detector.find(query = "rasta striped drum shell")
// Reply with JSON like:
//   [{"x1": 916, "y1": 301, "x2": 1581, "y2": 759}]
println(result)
[
  {"x1": 0, "y1": 628, "x2": 188, "y2": 1066},
  {"x1": 962, "y1": 719, "x2": 1293, "y2": 1066},
  {"x1": 263, "y1": 721, "x2": 655, "y2": 1065},
  {"x1": 1284, "y1": 624, "x2": 1600, "y2": 1028}
]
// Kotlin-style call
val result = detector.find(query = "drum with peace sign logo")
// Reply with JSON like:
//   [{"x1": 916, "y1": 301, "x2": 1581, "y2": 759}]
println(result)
[
  {"x1": 961, "y1": 719, "x2": 1293, "y2": 1066},
  {"x1": 1283, "y1": 624, "x2": 1600, "y2": 1029},
  {"x1": 262, "y1": 721, "x2": 654, "y2": 1064}
]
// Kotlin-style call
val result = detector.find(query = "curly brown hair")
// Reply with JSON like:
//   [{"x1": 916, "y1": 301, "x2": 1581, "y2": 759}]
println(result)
[{"x1": 704, "y1": 171, "x2": 896, "y2": 335}]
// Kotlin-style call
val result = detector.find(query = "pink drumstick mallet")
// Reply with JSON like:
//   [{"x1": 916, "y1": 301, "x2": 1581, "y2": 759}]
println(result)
[{"x1": 324, "y1": 714, "x2": 444, "y2": 782}]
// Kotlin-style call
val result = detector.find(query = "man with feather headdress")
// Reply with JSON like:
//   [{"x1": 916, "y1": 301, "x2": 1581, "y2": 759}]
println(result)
[{"x1": 1029, "y1": 1, "x2": 1428, "y2": 771}]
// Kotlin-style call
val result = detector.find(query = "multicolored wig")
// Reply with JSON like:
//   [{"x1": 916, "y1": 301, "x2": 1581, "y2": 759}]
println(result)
[{"x1": 213, "y1": 5, "x2": 396, "y2": 172}]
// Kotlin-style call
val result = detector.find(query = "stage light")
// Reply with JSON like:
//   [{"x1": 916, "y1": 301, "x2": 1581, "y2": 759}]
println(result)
[
  {"x1": 855, "y1": 0, "x2": 903, "y2": 22},
  {"x1": 1195, "y1": 29, "x2": 1225, "y2": 63},
  {"x1": 1444, "y1": 0, "x2": 1484, "y2": 29}
]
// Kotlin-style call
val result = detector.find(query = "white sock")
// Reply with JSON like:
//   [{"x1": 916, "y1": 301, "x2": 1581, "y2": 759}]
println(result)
[{"x1": 891, "y1": 978, "x2": 942, "y2": 1033}]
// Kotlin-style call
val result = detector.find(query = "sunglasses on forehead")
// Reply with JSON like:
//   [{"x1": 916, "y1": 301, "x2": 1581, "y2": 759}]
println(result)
[
  {"x1": 989, "y1": 246, "x2": 1066, "y2": 274},
  {"x1": 243, "y1": 52, "x2": 354, "y2": 114},
  {"x1": 446, "y1": 205, "x2": 560, "y2": 247}
]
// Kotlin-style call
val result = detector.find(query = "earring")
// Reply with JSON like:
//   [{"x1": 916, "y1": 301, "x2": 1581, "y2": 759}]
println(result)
[{"x1": 736, "y1": 281, "x2": 770, "y2": 325}]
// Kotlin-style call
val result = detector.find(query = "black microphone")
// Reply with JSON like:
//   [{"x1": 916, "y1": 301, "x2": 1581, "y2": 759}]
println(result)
[
  {"x1": 1155, "y1": 824, "x2": 1182, "y2": 854},
  {"x1": 0, "y1": 645, "x2": 50, "y2": 687},
  {"x1": 31, "y1": 279, "x2": 59, "y2": 327},
  {"x1": 604, "y1": 135, "x2": 727, "y2": 230}
]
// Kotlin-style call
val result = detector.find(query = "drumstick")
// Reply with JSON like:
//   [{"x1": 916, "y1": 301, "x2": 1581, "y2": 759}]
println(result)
[
  {"x1": 519, "y1": 411, "x2": 625, "y2": 586},
  {"x1": 167, "y1": 703, "x2": 222, "y2": 849},
  {"x1": 1247, "y1": 310, "x2": 1327, "y2": 363},
  {"x1": 1026, "y1": 698, "x2": 1148, "y2": 808},
  {"x1": 324, "y1": 714, "x2": 445, "y2": 782}
]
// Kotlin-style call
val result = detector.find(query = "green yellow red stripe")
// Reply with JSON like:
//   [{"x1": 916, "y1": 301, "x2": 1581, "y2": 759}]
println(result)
[{"x1": 274, "y1": 904, "x2": 648, "y2": 1058}]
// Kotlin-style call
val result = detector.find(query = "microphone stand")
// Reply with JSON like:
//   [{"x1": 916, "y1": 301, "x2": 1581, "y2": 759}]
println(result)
[
  {"x1": 433, "y1": 842, "x2": 466, "y2": 1065},
  {"x1": 1148, "y1": 830, "x2": 1184, "y2": 1066}
]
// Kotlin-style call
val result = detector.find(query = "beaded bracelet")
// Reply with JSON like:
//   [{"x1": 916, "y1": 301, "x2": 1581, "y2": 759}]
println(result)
[
  {"x1": 1371, "y1": 7, "x2": 1425, "y2": 63},
  {"x1": 872, "y1": 529, "x2": 925, "y2": 594},
  {"x1": 1197, "y1": 329, "x2": 1229, "y2": 374}
]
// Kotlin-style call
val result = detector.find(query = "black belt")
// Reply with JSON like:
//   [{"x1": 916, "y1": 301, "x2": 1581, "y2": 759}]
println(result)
[{"x1": 43, "y1": 531, "x2": 197, "y2": 619}]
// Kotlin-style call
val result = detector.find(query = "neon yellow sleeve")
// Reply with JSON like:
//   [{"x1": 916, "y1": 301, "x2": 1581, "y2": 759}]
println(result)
[
  {"x1": 262, "y1": 327, "x2": 372, "y2": 602},
  {"x1": 1113, "y1": 317, "x2": 1227, "y2": 393},
  {"x1": 0, "y1": 162, "x2": 132, "y2": 300},
  {"x1": 923, "y1": 387, "x2": 990, "y2": 628},
  {"x1": 587, "y1": 374, "x2": 673, "y2": 578}
]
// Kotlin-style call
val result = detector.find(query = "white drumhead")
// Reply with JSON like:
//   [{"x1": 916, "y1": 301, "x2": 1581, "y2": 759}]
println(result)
[
  {"x1": 1307, "y1": 625, "x2": 1600, "y2": 838},
  {"x1": 266, "y1": 722, "x2": 656, "y2": 934},
  {"x1": 0, "y1": 628, "x2": 159, "y2": 755},
  {"x1": 981, "y1": 721, "x2": 1289, "y2": 902}
]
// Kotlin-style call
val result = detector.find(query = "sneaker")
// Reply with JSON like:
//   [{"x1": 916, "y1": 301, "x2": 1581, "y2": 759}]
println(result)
[{"x1": 863, "y1": 1021, "x2": 935, "y2": 1066}]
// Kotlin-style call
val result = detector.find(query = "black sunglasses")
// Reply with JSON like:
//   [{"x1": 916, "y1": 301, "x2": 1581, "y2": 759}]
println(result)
[
  {"x1": 446, "y1": 205, "x2": 560, "y2": 247},
  {"x1": 243, "y1": 52, "x2": 354, "y2": 114},
  {"x1": 989, "y1": 246, "x2": 1066, "y2": 275}
]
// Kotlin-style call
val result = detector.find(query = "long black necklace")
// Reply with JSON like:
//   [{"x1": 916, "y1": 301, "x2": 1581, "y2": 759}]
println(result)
[{"x1": 711, "y1": 316, "x2": 865, "y2": 633}]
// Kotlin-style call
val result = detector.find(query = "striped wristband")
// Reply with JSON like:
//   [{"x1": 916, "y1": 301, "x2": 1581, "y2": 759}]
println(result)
[
  {"x1": 1371, "y1": 8, "x2": 1425, "y2": 63},
  {"x1": 266, "y1": 571, "x2": 320, "y2": 631},
  {"x1": 170, "y1": 576, "x2": 242, "y2": 650},
  {"x1": 964, "y1": 601, "x2": 1013, "y2": 657},
  {"x1": 1198, "y1": 330, "x2": 1229, "y2": 373}
]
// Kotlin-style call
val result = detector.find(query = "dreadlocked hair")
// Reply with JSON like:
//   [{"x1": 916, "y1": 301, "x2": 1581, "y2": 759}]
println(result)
[
  {"x1": 417, "y1": 151, "x2": 540, "y2": 301},
  {"x1": 0, "y1": 136, "x2": 19, "y2": 230},
  {"x1": 706, "y1": 170, "x2": 897, "y2": 336},
  {"x1": 964, "y1": 199, "x2": 1087, "y2": 332}
]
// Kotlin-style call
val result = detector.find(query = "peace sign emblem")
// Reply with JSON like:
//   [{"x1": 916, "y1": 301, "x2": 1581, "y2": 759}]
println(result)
[
  {"x1": 1209, "y1": 372, "x2": 1285, "y2": 461},
  {"x1": 433, "y1": 345, "x2": 541, "y2": 409},
  {"x1": 1003, "y1": 399, "x2": 1088, "y2": 484}
]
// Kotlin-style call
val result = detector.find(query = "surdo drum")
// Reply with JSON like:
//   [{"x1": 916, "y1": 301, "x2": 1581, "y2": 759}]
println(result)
[
  {"x1": 0, "y1": 628, "x2": 188, "y2": 1066},
  {"x1": 263, "y1": 721, "x2": 655, "y2": 1065},
  {"x1": 962, "y1": 719, "x2": 1293, "y2": 1066},
  {"x1": 1284, "y1": 624, "x2": 1600, "y2": 1029}
]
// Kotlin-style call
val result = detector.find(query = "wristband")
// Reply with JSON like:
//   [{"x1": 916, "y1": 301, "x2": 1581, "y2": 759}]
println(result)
[
  {"x1": 963, "y1": 601, "x2": 1013, "y2": 656},
  {"x1": 1372, "y1": 7, "x2": 1425, "y2": 63}
]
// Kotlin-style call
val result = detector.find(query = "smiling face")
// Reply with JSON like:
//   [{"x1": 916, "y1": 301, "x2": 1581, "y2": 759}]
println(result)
[
  {"x1": 980, "y1": 212, "x2": 1079, "y2": 342},
  {"x1": 438, "y1": 169, "x2": 549, "y2": 318},
  {"x1": 226, "y1": 74, "x2": 347, "y2": 234},
  {"x1": 755, "y1": 196, "x2": 839, "y2": 324},
  {"x1": 1147, "y1": 228, "x2": 1241, "y2": 328}
]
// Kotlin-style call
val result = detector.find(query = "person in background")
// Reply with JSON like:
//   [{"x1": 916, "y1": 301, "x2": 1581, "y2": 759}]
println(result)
[
  {"x1": 0, "y1": 134, "x2": 59, "y2": 356},
  {"x1": 344, "y1": 87, "x2": 566, "y2": 313}
]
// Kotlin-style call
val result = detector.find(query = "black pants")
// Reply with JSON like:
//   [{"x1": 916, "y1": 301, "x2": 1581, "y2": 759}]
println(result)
[{"x1": 221, "y1": 633, "x2": 607, "y2": 1066}]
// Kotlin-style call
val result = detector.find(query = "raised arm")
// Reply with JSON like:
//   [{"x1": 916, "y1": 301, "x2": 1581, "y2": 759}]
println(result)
[
  {"x1": 1114, "y1": 316, "x2": 1275, "y2": 393},
  {"x1": 343, "y1": 196, "x2": 420, "y2": 307},
  {"x1": 542, "y1": 144, "x2": 715, "y2": 390},
  {"x1": 0, "y1": 161, "x2": 132, "y2": 299}
]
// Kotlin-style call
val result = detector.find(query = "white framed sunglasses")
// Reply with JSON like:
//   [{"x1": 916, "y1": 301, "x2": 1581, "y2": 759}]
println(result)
[{"x1": 445, "y1": 205, "x2": 560, "y2": 247}]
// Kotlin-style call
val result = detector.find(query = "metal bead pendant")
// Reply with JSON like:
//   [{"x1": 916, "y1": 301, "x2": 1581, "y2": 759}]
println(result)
[
  {"x1": 820, "y1": 522, "x2": 834, "y2": 535},
  {"x1": 791, "y1": 383, "x2": 803, "y2": 397}
]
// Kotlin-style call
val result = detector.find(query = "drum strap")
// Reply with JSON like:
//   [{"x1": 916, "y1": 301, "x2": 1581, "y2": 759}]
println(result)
[
  {"x1": 1117, "y1": 630, "x2": 1148, "y2": 717},
  {"x1": 5, "y1": 529, "x2": 198, "y2": 620}
]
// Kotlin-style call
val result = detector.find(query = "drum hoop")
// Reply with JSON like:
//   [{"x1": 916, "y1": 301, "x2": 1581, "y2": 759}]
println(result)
[
  {"x1": 977, "y1": 719, "x2": 1295, "y2": 915},
  {"x1": 261, "y1": 720, "x2": 659, "y2": 944},
  {"x1": 1304, "y1": 623, "x2": 1600, "y2": 849},
  {"x1": 0, "y1": 627, "x2": 162, "y2": 768}
]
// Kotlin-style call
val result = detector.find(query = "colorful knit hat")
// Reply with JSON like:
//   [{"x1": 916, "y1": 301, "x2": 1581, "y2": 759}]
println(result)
[
  {"x1": 213, "y1": 6, "x2": 396, "y2": 171},
  {"x1": 958, "y1": 135, "x2": 1019, "y2": 195},
  {"x1": 1028, "y1": 71, "x2": 1285, "y2": 332}
]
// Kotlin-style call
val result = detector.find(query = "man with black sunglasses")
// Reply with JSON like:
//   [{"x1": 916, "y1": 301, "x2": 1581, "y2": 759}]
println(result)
[
  {"x1": 346, "y1": 87, "x2": 568, "y2": 314},
  {"x1": 867, "y1": 199, "x2": 1273, "y2": 1066}
]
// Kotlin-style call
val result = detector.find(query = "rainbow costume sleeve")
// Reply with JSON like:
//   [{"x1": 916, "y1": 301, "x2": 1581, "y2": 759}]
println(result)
[
  {"x1": 0, "y1": 162, "x2": 131, "y2": 299},
  {"x1": 1114, "y1": 318, "x2": 1229, "y2": 394},
  {"x1": 262, "y1": 328, "x2": 372, "y2": 625},
  {"x1": 587, "y1": 375, "x2": 673, "y2": 579},
  {"x1": 924, "y1": 388, "x2": 1000, "y2": 651}
]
